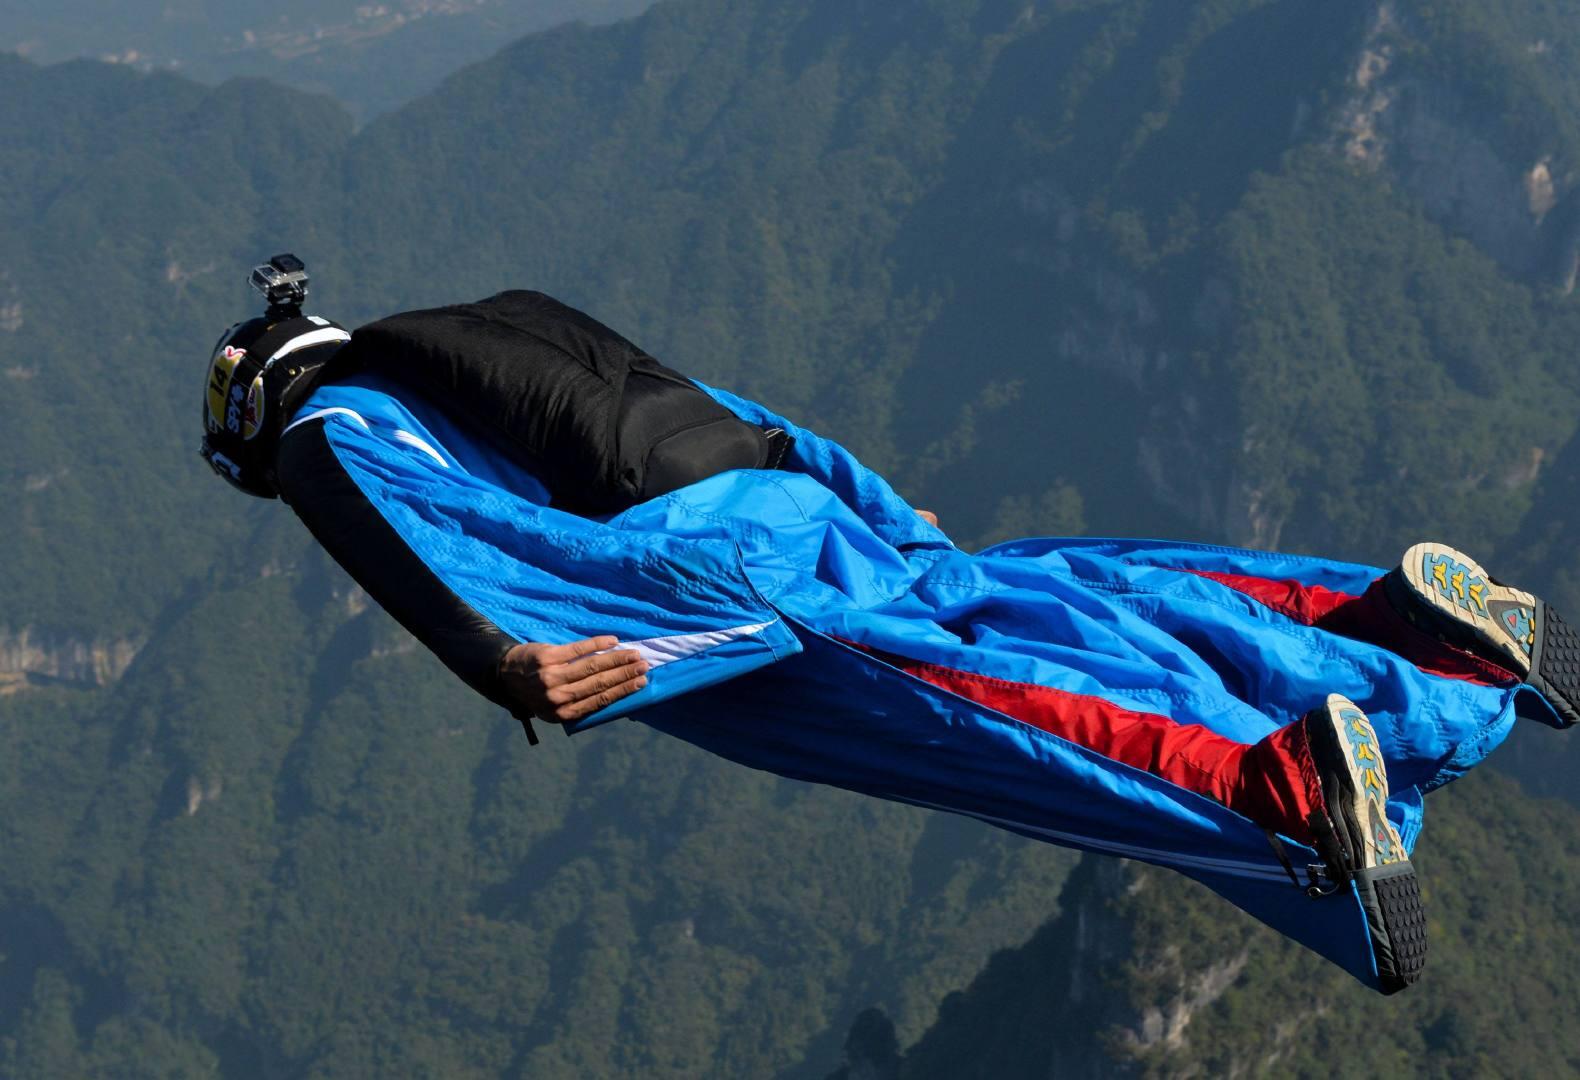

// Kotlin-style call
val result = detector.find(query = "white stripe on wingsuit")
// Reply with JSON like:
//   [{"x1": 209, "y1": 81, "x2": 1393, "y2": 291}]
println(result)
[
  {"x1": 605, "y1": 621, "x2": 779, "y2": 669},
  {"x1": 266, "y1": 326, "x2": 351, "y2": 364},
  {"x1": 905, "y1": 796, "x2": 1296, "y2": 883},
  {"x1": 278, "y1": 409, "x2": 448, "y2": 471},
  {"x1": 393, "y1": 429, "x2": 450, "y2": 468},
  {"x1": 282, "y1": 406, "x2": 370, "y2": 437}
]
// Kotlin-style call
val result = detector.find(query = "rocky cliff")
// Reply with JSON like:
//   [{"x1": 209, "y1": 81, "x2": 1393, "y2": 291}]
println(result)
[{"x1": 0, "y1": 628, "x2": 139, "y2": 694}]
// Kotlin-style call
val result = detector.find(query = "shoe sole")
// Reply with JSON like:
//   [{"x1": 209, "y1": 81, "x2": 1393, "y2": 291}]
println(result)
[
  {"x1": 1355, "y1": 861, "x2": 1428, "y2": 994},
  {"x1": 1399, "y1": 543, "x2": 1580, "y2": 727},
  {"x1": 1318, "y1": 694, "x2": 1406, "y2": 869},
  {"x1": 1400, "y1": 542, "x2": 1535, "y2": 676},
  {"x1": 1310, "y1": 695, "x2": 1424, "y2": 993}
]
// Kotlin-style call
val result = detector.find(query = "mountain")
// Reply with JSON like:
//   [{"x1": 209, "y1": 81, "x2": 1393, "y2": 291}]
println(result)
[
  {"x1": 0, "y1": 0, "x2": 654, "y2": 121},
  {"x1": 2, "y1": 0, "x2": 1579, "y2": 1075},
  {"x1": 830, "y1": 771, "x2": 1580, "y2": 1079},
  {"x1": 0, "y1": 537, "x2": 1076, "y2": 1076}
]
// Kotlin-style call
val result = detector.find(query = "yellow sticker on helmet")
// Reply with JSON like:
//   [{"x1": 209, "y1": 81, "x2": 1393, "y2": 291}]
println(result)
[
  {"x1": 206, "y1": 345, "x2": 266, "y2": 439},
  {"x1": 207, "y1": 345, "x2": 244, "y2": 431}
]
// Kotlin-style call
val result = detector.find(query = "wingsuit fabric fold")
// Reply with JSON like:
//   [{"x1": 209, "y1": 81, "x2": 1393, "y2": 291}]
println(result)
[{"x1": 276, "y1": 369, "x2": 1530, "y2": 994}]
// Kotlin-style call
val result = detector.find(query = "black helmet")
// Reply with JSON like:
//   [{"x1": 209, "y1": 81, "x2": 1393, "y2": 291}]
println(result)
[{"x1": 200, "y1": 255, "x2": 349, "y2": 498}]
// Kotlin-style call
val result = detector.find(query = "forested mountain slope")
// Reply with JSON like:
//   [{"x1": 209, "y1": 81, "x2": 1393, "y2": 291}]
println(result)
[
  {"x1": 0, "y1": 1, "x2": 654, "y2": 121},
  {"x1": 1, "y1": 0, "x2": 1578, "y2": 1075},
  {"x1": 830, "y1": 771, "x2": 1580, "y2": 1079}
]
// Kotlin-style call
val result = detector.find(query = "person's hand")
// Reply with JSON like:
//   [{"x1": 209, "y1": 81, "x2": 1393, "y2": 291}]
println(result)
[
  {"x1": 916, "y1": 509, "x2": 939, "y2": 527},
  {"x1": 498, "y1": 637, "x2": 649, "y2": 725}
]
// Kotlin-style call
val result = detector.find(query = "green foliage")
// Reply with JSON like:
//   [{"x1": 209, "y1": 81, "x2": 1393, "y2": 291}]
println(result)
[
  {"x1": 1400, "y1": 0, "x2": 1580, "y2": 168},
  {"x1": 966, "y1": 484, "x2": 1087, "y2": 551},
  {"x1": 4, "y1": 0, "x2": 1580, "y2": 1075},
  {"x1": 0, "y1": 539, "x2": 1074, "y2": 1077},
  {"x1": 1217, "y1": 148, "x2": 1580, "y2": 561},
  {"x1": 891, "y1": 772, "x2": 1580, "y2": 1078}
]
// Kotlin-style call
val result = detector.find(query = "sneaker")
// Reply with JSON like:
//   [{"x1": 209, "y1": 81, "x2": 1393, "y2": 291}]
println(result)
[
  {"x1": 1389, "y1": 542, "x2": 1580, "y2": 728},
  {"x1": 1303, "y1": 694, "x2": 1427, "y2": 994}
]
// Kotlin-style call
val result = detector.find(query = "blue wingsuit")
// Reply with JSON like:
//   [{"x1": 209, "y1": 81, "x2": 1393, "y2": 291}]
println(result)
[{"x1": 264, "y1": 355, "x2": 1561, "y2": 995}]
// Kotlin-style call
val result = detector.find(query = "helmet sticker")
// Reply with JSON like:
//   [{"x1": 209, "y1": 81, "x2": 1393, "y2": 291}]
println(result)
[
  {"x1": 207, "y1": 345, "x2": 246, "y2": 431},
  {"x1": 206, "y1": 344, "x2": 267, "y2": 438},
  {"x1": 242, "y1": 374, "x2": 265, "y2": 439}
]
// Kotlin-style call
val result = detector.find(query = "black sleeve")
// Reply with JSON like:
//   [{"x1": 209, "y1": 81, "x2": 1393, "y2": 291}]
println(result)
[{"x1": 275, "y1": 420, "x2": 522, "y2": 720}]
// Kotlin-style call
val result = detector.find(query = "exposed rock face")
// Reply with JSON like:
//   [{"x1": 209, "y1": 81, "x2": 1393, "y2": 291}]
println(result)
[
  {"x1": 1527, "y1": 158, "x2": 1558, "y2": 220},
  {"x1": 1339, "y1": 3, "x2": 1398, "y2": 168},
  {"x1": 1056, "y1": 862, "x2": 1248, "y2": 1068},
  {"x1": 1117, "y1": 948, "x2": 1248, "y2": 1054},
  {"x1": 22, "y1": 467, "x2": 68, "y2": 494},
  {"x1": 0, "y1": 627, "x2": 140, "y2": 693},
  {"x1": 837, "y1": 856, "x2": 1263, "y2": 1078},
  {"x1": 1115, "y1": 0, "x2": 1576, "y2": 547},
  {"x1": 1377, "y1": 80, "x2": 1562, "y2": 278},
  {"x1": 1335, "y1": 2, "x2": 1579, "y2": 288},
  {"x1": 0, "y1": 270, "x2": 19, "y2": 332},
  {"x1": 185, "y1": 774, "x2": 224, "y2": 816}
]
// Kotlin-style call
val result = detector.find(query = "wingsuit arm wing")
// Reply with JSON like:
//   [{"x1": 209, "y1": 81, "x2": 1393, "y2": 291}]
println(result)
[{"x1": 274, "y1": 419, "x2": 526, "y2": 724}]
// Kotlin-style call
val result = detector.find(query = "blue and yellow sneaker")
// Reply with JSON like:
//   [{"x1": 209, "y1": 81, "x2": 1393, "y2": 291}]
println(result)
[
  {"x1": 1303, "y1": 694, "x2": 1426, "y2": 994},
  {"x1": 1391, "y1": 543, "x2": 1580, "y2": 728}
]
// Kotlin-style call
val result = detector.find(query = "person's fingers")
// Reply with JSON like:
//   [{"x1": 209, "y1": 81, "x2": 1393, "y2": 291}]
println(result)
[
  {"x1": 540, "y1": 648, "x2": 645, "y2": 688},
  {"x1": 547, "y1": 659, "x2": 648, "y2": 707},
  {"x1": 916, "y1": 509, "x2": 939, "y2": 526},
  {"x1": 536, "y1": 636, "x2": 621, "y2": 667},
  {"x1": 499, "y1": 639, "x2": 650, "y2": 723},
  {"x1": 548, "y1": 668, "x2": 650, "y2": 722}
]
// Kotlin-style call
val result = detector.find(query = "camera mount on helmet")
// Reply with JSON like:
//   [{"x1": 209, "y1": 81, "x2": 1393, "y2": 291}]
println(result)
[{"x1": 250, "y1": 253, "x2": 310, "y2": 319}]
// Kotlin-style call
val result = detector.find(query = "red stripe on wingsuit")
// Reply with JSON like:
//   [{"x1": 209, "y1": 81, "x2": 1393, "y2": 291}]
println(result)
[
  {"x1": 1185, "y1": 570, "x2": 1515, "y2": 687},
  {"x1": 850, "y1": 642, "x2": 1317, "y2": 840},
  {"x1": 1186, "y1": 569, "x2": 1355, "y2": 624}
]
